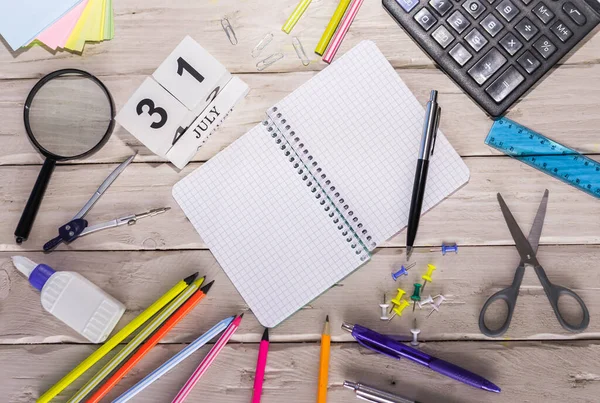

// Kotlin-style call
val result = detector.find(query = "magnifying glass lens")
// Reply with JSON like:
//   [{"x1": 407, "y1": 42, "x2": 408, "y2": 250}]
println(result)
[{"x1": 27, "y1": 75, "x2": 113, "y2": 158}]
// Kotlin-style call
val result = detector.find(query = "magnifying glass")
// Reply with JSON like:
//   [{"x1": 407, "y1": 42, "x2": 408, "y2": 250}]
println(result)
[{"x1": 14, "y1": 69, "x2": 115, "y2": 244}]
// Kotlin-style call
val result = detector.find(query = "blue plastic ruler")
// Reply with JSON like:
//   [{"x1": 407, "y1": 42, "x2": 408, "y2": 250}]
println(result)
[{"x1": 485, "y1": 117, "x2": 600, "y2": 199}]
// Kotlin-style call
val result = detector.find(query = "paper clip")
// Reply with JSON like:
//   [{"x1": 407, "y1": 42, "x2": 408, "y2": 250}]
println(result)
[
  {"x1": 221, "y1": 18, "x2": 238, "y2": 45},
  {"x1": 256, "y1": 53, "x2": 284, "y2": 71},
  {"x1": 252, "y1": 33, "x2": 273, "y2": 58},
  {"x1": 292, "y1": 37, "x2": 310, "y2": 66}
]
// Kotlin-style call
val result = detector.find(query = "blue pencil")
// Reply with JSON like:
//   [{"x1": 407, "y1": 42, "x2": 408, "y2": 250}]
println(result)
[{"x1": 112, "y1": 316, "x2": 235, "y2": 403}]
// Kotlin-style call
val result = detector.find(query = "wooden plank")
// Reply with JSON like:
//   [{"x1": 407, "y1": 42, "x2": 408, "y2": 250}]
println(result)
[
  {"x1": 2, "y1": 340, "x2": 600, "y2": 402},
  {"x1": 0, "y1": 1, "x2": 597, "y2": 80},
  {"x1": 1, "y1": 246, "x2": 597, "y2": 344},
  {"x1": 1, "y1": 64, "x2": 600, "y2": 165},
  {"x1": 1, "y1": 157, "x2": 599, "y2": 252}
]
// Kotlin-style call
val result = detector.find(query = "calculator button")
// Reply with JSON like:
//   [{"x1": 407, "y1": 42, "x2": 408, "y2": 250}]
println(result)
[
  {"x1": 485, "y1": 0, "x2": 496, "y2": 4},
  {"x1": 429, "y1": 0, "x2": 454, "y2": 16},
  {"x1": 465, "y1": 28, "x2": 488, "y2": 52},
  {"x1": 521, "y1": 0, "x2": 532, "y2": 4},
  {"x1": 468, "y1": 48, "x2": 507, "y2": 85},
  {"x1": 396, "y1": 0, "x2": 420, "y2": 12},
  {"x1": 485, "y1": 66, "x2": 525, "y2": 102},
  {"x1": 551, "y1": 20, "x2": 573, "y2": 42},
  {"x1": 447, "y1": 10, "x2": 471, "y2": 33},
  {"x1": 517, "y1": 51, "x2": 541, "y2": 73},
  {"x1": 533, "y1": 35, "x2": 557, "y2": 58},
  {"x1": 480, "y1": 14, "x2": 504, "y2": 37},
  {"x1": 515, "y1": 18, "x2": 539, "y2": 41},
  {"x1": 563, "y1": 2, "x2": 586, "y2": 26},
  {"x1": 499, "y1": 33, "x2": 523, "y2": 55},
  {"x1": 449, "y1": 43, "x2": 473, "y2": 65},
  {"x1": 495, "y1": 0, "x2": 519, "y2": 22},
  {"x1": 533, "y1": 2, "x2": 555, "y2": 24},
  {"x1": 432, "y1": 26, "x2": 456, "y2": 48},
  {"x1": 414, "y1": 8, "x2": 439, "y2": 31},
  {"x1": 462, "y1": 0, "x2": 486, "y2": 18}
]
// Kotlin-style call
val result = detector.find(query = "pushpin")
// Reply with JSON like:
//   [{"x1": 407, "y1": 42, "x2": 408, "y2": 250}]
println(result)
[
  {"x1": 410, "y1": 318, "x2": 420, "y2": 347},
  {"x1": 391, "y1": 262, "x2": 416, "y2": 281},
  {"x1": 389, "y1": 288, "x2": 406, "y2": 313},
  {"x1": 427, "y1": 295, "x2": 446, "y2": 318},
  {"x1": 421, "y1": 264, "x2": 437, "y2": 292},
  {"x1": 379, "y1": 294, "x2": 390, "y2": 321},
  {"x1": 417, "y1": 295, "x2": 434, "y2": 309},
  {"x1": 388, "y1": 299, "x2": 410, "y2": 321},
  {"x1": 410, "y1": 283, "x2": 422, "y2": 312},
  {"x1": 430, "y1": 243, "x2": 459, "y2": 255}
]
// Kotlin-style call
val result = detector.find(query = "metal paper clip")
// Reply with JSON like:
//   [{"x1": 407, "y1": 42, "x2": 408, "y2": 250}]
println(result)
[
  {"x1": 252, "y1": 33, "x2": 273, "y2": 58},
  {"x1": 256, "y1": 53, "x2": 283, "y2": 71},
  {"x1": 292, "y1": 36, "x2": 310, "y2": 66},
  {"x1": 221, "y1": 18, "x2": 238, "y2": 45}
]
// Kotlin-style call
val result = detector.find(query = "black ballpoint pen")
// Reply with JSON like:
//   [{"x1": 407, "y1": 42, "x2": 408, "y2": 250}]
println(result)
[{"x1": 406, "y1": 90, "x2": 441, "y2": 261}]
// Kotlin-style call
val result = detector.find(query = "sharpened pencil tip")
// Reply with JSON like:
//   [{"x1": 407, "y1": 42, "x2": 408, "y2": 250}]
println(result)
[
  {"x1": 200, "y1": 280, "x2": 214, "y2": 293},
  {"x1": 239, "y1": 313, "x2": 245, "y2": 318},
  {"x1": 326, "y1": 315, "x2": 329, "y2": 322},
  {"x1": 183, "y1": 272, "x2": 199, "y2": 285},
  {"x1": 262, "y1": 328, "x2": 269, "y2": 341}
]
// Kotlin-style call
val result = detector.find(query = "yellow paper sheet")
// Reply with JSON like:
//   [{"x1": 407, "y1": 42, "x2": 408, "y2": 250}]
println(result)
[{"x1": 64, "y1": 0, "x2": 103, "y2": 51}]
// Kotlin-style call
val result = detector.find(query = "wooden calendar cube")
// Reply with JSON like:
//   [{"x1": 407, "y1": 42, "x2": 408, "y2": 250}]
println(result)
[
  {"x1": 116, "y1": 77, "x2": 189, "y2": 158},
  {"x1": 153, "y1": 36, "x2": 232, "y2": 112}
]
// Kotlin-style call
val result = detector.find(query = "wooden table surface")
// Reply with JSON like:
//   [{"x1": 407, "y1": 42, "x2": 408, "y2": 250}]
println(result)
[{"x1": 1, "y1": 1, "x2": 600, "y2": 402}]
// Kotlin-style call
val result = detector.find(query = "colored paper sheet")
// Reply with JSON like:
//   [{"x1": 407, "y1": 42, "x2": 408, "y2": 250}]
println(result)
[
  {"x1": 35, "y1": 0, "x2": 90, "y2": 50},
  {"x1": 0, "y1": 0, "x2": 83, "y2": 50},
  {"x1": 64, "y1": 0, "x2": 103, "y2": 52}
]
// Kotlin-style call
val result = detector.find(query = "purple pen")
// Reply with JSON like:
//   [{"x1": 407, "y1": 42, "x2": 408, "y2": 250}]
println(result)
[{"x1": 341, "y1": 323, "x2": 500, "y2": 393}]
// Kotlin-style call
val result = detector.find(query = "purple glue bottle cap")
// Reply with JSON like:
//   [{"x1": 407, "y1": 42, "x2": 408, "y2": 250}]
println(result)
[{"x1": 11, "y1": 256, "x2": 55, "y2": 291}]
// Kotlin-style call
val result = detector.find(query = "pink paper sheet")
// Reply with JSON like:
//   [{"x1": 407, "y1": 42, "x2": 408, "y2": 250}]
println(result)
[{"x1": 35, "y1": 0, "x2": 89, "y2": 49}]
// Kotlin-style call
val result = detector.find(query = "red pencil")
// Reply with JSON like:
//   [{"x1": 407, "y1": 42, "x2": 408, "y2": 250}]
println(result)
[
  {"x1": 251, "y1": 328, "x2": 270, "y2": 403},
  {"x1": 86, "y1": 281, "x2": 214, "y2": 403}
]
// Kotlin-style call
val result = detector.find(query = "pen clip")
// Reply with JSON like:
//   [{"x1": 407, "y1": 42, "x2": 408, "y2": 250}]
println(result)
[{"x1": 430, "y1": 105, "x2": 441, "y2": 156}]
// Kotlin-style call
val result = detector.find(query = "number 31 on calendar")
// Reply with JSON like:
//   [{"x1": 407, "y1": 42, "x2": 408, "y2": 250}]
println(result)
[{"x1": 117, "y1": 36, "x2": 232, "y2": 158}]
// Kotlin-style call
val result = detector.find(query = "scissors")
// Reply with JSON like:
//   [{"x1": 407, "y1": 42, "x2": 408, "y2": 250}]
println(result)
[
  {"x1": 43, "y1": 154, "x2": 170, "y2": 252},
  {"x1": 479, "y1": 190, "x2": 589, "y2": 337}
]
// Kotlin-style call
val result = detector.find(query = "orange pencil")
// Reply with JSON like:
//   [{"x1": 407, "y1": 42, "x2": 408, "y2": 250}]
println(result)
[
  {"x1": 317, "y1": 315, "x2": 331, "y2": 403},
  {"x1": 85, "y1": 281, "x2": 214, "y2": 403}
]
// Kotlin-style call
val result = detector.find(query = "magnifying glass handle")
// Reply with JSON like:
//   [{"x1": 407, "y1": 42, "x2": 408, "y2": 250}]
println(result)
[{"x1": 15, "y1": 158, "x2": 56, "y2": 244}]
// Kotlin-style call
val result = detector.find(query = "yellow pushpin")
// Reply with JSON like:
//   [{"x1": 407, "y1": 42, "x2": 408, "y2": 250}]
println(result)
[
  {"x1": 421, "y1": 264, "x2": 437, "y2": 292},
  {"x1": 392, "y1": 299, "x2": 410, "y2": 316},
  {"x1": 388, "y1": 288, "x2": 406, "y2": 314}
]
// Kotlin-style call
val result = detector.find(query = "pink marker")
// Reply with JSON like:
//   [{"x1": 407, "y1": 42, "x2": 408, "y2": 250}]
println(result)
[
  {"x1": 171, "y1": 314, "x2": 244, "y2": 403},
  {"x1": 251, "y1": 328, "x2": 270, "y2": 403},
  {"x1": 322, "y1": 0, "x2": 365, "y2": 63}
]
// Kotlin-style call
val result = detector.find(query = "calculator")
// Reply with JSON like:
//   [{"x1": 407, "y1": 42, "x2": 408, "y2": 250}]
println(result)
[{"x1": 383, "y1": 0, "x2": 600, "y2": 117}]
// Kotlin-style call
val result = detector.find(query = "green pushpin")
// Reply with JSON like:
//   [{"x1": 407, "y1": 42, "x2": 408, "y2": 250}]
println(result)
[{"x1": 411, "y1": 283, "x2": 422, "y2": 312}]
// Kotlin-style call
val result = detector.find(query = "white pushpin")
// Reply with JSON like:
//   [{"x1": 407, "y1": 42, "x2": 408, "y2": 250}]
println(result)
[
  {"x1": 379, "y1": 294, "x2": 390, "y2": 321},
  {"x1": 427, "y1": 295, "x2": 446, "y2": 318},
  {"x1": 417, "y1": 295, "x2": 434, "y2": 309},
  {"x1": 410, "y1": 318, "x2": 420, "y2": 347}
]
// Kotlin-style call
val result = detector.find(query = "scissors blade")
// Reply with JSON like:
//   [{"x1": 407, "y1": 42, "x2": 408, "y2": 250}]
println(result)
[
  {"x1": 497, "y1": 192, "x2": 542, "y2": 266},
  {"x1": 526, "y1": 189, "x2": 548, "y2": 252}
]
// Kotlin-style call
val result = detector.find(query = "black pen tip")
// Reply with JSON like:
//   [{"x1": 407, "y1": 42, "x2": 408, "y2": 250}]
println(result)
[
  {"x1": 262, "y1": 328, "x2": 269, "y2": 341},
  {"x1": 200, "y1": 280, "x2": 214, "y2": 293},
  {"x1": 183, "y1": 272, "x2": 199, "y2": 285},
  {"x1": 326, "y1": 315, "x2": 329, "y2": 323}
]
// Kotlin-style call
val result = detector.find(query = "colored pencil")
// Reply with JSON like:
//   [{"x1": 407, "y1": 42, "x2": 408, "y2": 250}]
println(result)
[
  {"x1": 251, "y1": 328, "x2": 270, "y2": 403},
  {"x1": 282, "y1": 0, "x2": 313, "y2": 34},
  {"x1": 113, "y1": 316, "x2": 236, "y2": 403},
  {"x1": 322, "y1": 0, "x2": 364, "y2": 63},
  {"x1": 85, "y1": 281, "x2": 214, "y2": 403},
  {"x1": 37, "y1": 273, "x2": 198, "y2": 403},
  {"x1": 317, "y1": 316, "x2": 331, "y2": 403},
  {"x1": 171, "y1": 314, "x2": 244, "y2": 403},
  {"x1": 66, "y1": 276, "x2": 206, "y2": 403},
  {"x1": 315, "y1": 0, "x2": 351, "y2": 56}
]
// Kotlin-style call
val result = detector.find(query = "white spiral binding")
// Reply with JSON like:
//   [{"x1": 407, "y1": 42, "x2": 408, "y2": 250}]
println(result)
[
  {"x1": 267, "y1": 106, "x2": 375, "y2": 249},
  {"x1": 263, "y1": 117, "x2": 369, "y2": 261}
]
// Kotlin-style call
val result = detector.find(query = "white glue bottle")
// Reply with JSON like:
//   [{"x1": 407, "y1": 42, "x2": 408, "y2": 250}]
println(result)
[{"x1": 12, "y1": 256, "x2": 125, "y2": 343}]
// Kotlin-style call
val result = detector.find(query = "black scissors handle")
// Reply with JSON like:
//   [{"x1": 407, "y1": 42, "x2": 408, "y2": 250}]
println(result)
[
  {"x1": 479, "y1": 264, "x2": 524, "y2": 337},
  {"x1": 534, "y1": 265, "x2": 590, "y2": 333}
]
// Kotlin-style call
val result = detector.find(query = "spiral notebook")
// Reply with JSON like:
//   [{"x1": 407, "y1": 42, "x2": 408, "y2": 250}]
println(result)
[{"x1": 173, "y1": 41, "x2": 470, "y2": 327}]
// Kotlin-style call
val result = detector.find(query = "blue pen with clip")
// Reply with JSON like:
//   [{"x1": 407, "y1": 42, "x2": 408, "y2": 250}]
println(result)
[{"x1": 342, "y1": 323, "x2": 500, "y2": 393}]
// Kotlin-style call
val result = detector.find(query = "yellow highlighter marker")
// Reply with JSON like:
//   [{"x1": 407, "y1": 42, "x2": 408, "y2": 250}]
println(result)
[
  {"x1": 315, "y1": 0, "x2": 351, "y2": 55},
  {"x1": 282, "y1": 0, "x2": 313, "y2": 34},
  {"x1": 37, "y1": 273, "x2": 199, "y2": 403}
]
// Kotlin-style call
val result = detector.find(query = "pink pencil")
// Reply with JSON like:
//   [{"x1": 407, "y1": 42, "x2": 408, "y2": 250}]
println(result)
[
  {"x1": 251, "y1": 328, "x2": 270, "y2": 403},
  {"x1": 322, "y1": 0, "x2": 365, "y2": 64},
  {"x1": 171, "y1": 314, "x2": 244, "y2": 403}
]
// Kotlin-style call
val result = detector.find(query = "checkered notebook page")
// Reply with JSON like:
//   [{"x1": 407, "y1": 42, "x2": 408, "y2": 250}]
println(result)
[
  {"x1": 172, "y1": 122, "x2": 366, "y2": 328},
  {"x1": 267, "y1": 40, "x2": 470, "y2": 250}
]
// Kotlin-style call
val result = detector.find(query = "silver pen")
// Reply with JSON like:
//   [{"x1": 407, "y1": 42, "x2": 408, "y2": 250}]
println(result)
[{"x1": 344, "y1": 381, "x2": 420, "y2": 403}]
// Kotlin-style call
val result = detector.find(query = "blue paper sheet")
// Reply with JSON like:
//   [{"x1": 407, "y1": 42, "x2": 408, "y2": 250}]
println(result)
[{"x1": 0, "y1": 0, "x2": 83, "y2": 50}]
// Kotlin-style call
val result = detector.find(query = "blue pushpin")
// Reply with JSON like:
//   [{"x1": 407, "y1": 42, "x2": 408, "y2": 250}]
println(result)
[
  {"x1": 441, "y1": 243, "x2": 458, "y2": 255},
  {"x1": 391, "y1": 262, "x2": 416, "y2": 281}
]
